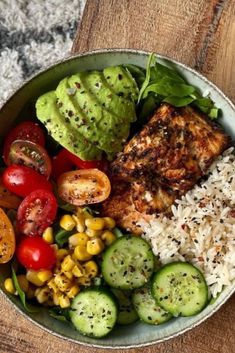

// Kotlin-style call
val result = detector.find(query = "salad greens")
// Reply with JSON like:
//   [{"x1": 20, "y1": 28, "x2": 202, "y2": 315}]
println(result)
[{"x1": 126, "y1": 53, "x2": 219, "y2": 121}]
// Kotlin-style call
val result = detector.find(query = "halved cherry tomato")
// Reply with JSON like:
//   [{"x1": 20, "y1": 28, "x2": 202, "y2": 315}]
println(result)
[
  {"x1": 63, "y1": 149, "x2": 108, "y2": 172},
  {"x1": 8, "y1": 140, "x2": 52, "y2": 178},
  {"x1": 17, "y1": 189, "x2": 57, "y2": 236},
  {"x1": 17, "y1": 237, "x2": 56, "y2": 270},
  {"x1": 0, "y1": 207, "x2": 15, "y2": 263},
  {"x1": 0, "y1": 175, "x2": 21, "y2": 209},
  {"x1": 2, "y1": 165, "x2": 52, "y2": 198},
  {"x1": 3, "y1": 121, "x2": 45, "y2": 164},
  {"x1": 52, "y1": 149, "x2": 74, "y2": 181},
  {"x1": 57, "y1": 169, "x2": 111, "y2": 206}
]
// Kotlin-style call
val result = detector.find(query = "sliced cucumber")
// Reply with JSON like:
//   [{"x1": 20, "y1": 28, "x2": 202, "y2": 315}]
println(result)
[
  {"x1": 101, "y1": 236, "x2": 154, "y2": 290},
  {"x1": 152, "y1": 262, "x2": 208, "y2": 317},
  {"x1": 132, "y1": 286, "x2": 172, "y2": 325},
  {"x1": 70, "y1": 288, "x2": 117, "y2": 337},
  {"x1": 112, "y1": 289, "x2": 139, "y2": 325}
]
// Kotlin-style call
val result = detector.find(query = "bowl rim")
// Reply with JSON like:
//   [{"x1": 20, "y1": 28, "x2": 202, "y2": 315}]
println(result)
[{"x1": 0, "y1": 48, "x2": 235, "y2": 350}]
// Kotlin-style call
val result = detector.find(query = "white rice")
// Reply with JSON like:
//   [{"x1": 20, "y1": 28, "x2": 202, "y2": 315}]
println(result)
[{"x1": 141, "y1": 148, "x2": 235, "y2": 298}]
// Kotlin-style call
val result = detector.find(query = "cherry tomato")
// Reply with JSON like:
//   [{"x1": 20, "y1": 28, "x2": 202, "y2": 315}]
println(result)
[
  {"x1": 52, "y1": 149, "x2": 74, "y2": 181},
  {"x1": 0, "y1": 208, "x2": 15, "y2": 263},
  {"x1": 17, "y1": 189, "x2": 57, "y2": 236},
  {"x1": 8, "y1": 140, "x2": 52, "y2": 178},
  {"x1": 3, "y1": 121, "x2": 45, "y2": 164},
  {"x1": 58, "y1": 169, "x2": 111, "y2": 206},
  {"x1": 17, "y1": 237, "x2": 56, "y2": 270},
  {"x1": 63, "y1": 149, "x2": 108, "y2": 171},
  {"x1": 0, "y1": 174, "x2": 21, "y2": 209},
  {"x1": 2, "y1": 165, "x2": 52, "y2": 197}
]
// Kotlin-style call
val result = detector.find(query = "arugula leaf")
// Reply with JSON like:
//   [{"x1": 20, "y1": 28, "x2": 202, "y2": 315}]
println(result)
[
  {"x1": 55, "y1": 228, "x2": 74, "y2": 247},
  {"x1": 12, "y1": 268, "x2": 39, "y2": 313},
  {"x1": 49, "y1": 307, "x2": 70, "y2": 322},
  {"x1": 138, "y1": 53, "x2": 156, "y2": 104}
]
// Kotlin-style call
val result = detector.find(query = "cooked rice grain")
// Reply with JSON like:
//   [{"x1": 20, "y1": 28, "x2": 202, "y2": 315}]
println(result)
[{"x1": 141, "y1": 148, "x2": 235, "y2": 298}]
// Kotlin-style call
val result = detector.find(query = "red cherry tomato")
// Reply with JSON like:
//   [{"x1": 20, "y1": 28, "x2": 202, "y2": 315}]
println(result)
[
  {"x1": 52, "y1": 149, "x2": 74, "y2": 181},
  {"x1": 17, "y1": 237, "x2": 56, "y2": 270},
  {"x1": 3, "y1": 121, "x2": 45, "y2": 164},
  {"x1": 63, "y1": 149, "x2": 108, "y2": 172},
  {"x1": 17, "y1": 189, "x2": 57, "y2": 236},
  {"x1": 2, "y1": 165, "x2": 52, "y2": 197},
  {"x1": 8, "y1": 140, "x2": 52, "y2": 178}
]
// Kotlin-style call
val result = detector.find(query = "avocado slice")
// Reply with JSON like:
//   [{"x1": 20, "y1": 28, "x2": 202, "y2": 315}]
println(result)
[
  {"x1": 35, "y1": 91, "x2": 102, "y2": 160},
  {"x1": 83, "y1": 70, "x2": 136, "y2": 123},
  {"x1": 67, "y1": 73, "x2": 130, "y2": 153},
  {"x1": 103, "y1": 66, "x2": 139, "y2": 103}
]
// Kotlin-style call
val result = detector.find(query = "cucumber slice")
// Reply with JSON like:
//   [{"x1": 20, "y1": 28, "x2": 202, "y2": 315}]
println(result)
[
  {"x1": 132, "y1": 286, "x2": 172, "y2": 325},
  {"x1": 112, "y1": 289, "x2": 139, "y2": 325},
  {"x1": 70, "y1": 288, "x2": 117, "y2": 337},
  {"x1": 101, "y1": 236, "x2": 154, "y2": 290},
  {"x1": 152, "y1": 262, "x2": 208, "y2": 317}
]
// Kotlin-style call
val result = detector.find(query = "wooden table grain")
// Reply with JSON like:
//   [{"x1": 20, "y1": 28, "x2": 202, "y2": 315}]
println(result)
[{"x1": 1, "y1": 1, "x2": 235, "y2": 352}]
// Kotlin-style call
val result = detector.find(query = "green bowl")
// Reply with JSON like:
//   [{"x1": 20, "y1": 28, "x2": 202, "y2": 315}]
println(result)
[{"x1": 0, "y1": 49, "x2": 235, "y2": 349}]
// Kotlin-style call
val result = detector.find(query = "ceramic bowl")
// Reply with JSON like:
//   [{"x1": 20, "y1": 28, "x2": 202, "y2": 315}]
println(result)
[{"x1": 0, "y1": 49, "x2": 234, "y2": 349}]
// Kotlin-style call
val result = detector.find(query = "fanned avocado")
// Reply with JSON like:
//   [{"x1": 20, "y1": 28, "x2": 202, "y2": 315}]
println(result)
[
  {"x1": 83, "y1": 70, "x2": 136, "y2": 122},
  {"x1": 35, "y1": 91, "x2": 102, "y2": 160},
  {"x1": 103, "y1": 66, "x2": 139, "y2": 102}
]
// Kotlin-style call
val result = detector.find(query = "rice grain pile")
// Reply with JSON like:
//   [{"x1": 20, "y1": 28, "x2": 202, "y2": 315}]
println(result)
[{"x1": 142, "y1": 148, "x2": 235, "y2": 298}]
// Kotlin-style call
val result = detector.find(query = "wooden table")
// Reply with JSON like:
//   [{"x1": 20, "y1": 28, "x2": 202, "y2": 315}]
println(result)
[{"x1": 1, "y1": 1, "x2": 235, "y2": 352}]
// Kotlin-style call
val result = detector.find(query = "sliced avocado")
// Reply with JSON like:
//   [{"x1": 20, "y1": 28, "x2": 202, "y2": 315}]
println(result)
[
  {"x1": 103, "y1": 66, "x2": 139, "y2": 102},
  {"x1": 35, "y1": 91, "x2": 102, "y2": 160},
  {"x1": 83, "y1": 70, "x2": 136, "y2": 123},
  {"x1": 67, "y1": 73, "x2": 130, "y2": 153}
]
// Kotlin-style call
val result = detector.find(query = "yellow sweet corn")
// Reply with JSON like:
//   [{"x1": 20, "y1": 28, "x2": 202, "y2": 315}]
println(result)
[
  {"x1": 17, "y1": 275, "x2": 29, "y2": 293},
  {"x1": 72, "y1": 264, "x2": 84, "y2": 278},
  {"x1": 35, "y1": 286, "x2": 50, "y2": 304},
  {"x1": 37, "y1": 270, "x2": 53, "y2": 283},
  {"x1": 59, "y1": 294, "x2": 70, "y2": 308},
  {"x1": 67, "y1": 285, "x2": 80, "y2": 299},
  {"x1": 74, "y1": 245, "x2": 92, "y2": 261},
  {"x1": 4, "y1": 278, "x2": 15, "y2": 294},
  {"x1": 101, "y1": 231, "x2": 116, "y2": 246},
  {"x1": 85, "y1": 217, "x2": 105, "y2": 231},
  {"x1": 77, "y1": 276, "x2": 91, "y2": 286},
  {"x1": 87, "y1": 238, "x2": 104, "y2": 255},
  {"x1": 63, "y1": 270, "x2": 74, "y2": 280},
  {"x1": 56, "y1": 248, "x2": 69, "y2": 261},
  {"x1": 83, "y1": 260, "x2": 98, "y2": 279},
  {"x1": 52, "y1": 291, "x2": 60, "y2": 306},
  {"x1": 61, "y1": 255, "x2": 76, "y2": 272},
  {"x1": 103, "y1": 217, "x2": 116, "y2": 229},
  {"x1": 47, "y1": 278, "x2": 59, "y2": 293},
  {"x1": 54, "y1": 274, "x2": 72, "y2": 292},
  {"x1": 86, "y1": 228, "x2": 102, "y2": 238},
  {"x1": 42, "y1": 227, "x2": 54, "y2": 244},
  {"x1": 60, "y1": 215, "x2": 76, "y2": 231},
  {"x1": 69, "y1": 232, "x2": 89, "y2": 247},
  {"x1": 82, "y1": 209, "x2": 93, "y2": 220},
  {"x1": 26, "y1": 270, "x2": 44, "y2": 287},
  {"x1": 72, "y1": 214, "x2": 85, "y2": 233}
]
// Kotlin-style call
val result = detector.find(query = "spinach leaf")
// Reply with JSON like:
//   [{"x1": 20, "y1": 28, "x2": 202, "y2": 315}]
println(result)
[
  {"x1": 163, "y1": 96, "x2": 195, "y2": 107},
  {"x1": 49, "y1": 307, "x2": 70, "y2": 322},
  {"x1": 138, "y1": 53, "x2": 156, "y2": 104},
  {"x1": 125, "y1": 64, "x2": 146, "y2": 88},
  {"x1": 55, "y1": 228, "x2": 74, "y2": 247},
  {"x1": 12, "y1": 268, "x2": 39, "y2": 313}
]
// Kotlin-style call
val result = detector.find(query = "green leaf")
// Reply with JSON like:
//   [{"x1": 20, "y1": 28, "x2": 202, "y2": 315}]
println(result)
[
  {"x1": 143, "y1": 79, "x2": 195, "y2": 99},
  {"x1": 163, "y1": 96, "x2": 195, "y2": 107},
  {"x1": 209, "y1": 107, "x2": 219, "y2": 119},
  {"x1": 150, "y1": 62, "x2": 185, "y2": 83},
  {"x1": 12, "y1": 268, "x2": 39, "y2": 313},
  {"x1": 55, "y1": 228, "x2": 74, "y2": 247},
  {"x1": 124, "y1": 64, "x2": 146, "y2": 88},
  {"x1": 49, "y1": 307, "x2": 70, "y2": 322},
  {"x1": 138, "y1": 53, "x2": 156, "y2": 104},
  {"x1": 113, "y1": 227, "x2": 124, "y2": 238},
  {"x1": 139, "y1": 94, "x2": 159, "y2": 122}
]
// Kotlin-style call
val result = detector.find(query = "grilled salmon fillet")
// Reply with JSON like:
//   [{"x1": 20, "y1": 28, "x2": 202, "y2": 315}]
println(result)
[{"x1": 102, "y1": 104, "x2": 230, "y2": 233}]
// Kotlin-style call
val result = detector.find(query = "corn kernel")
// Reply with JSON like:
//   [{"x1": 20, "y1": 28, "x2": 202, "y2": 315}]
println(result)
[
  {"x1": 67, "y1": 285, "x2": 80, "y2": 298},
  {"x1": 87, "y1": 238, "x2": 104, "y2": 255},
  {"x1": 63, "y1": 270, "x2": 74, "y2": 280},
  {"x1": 4, "y1": 278, "x2": 15, "y2": 294},
  {"x1": 103, "y1": 217, "x2": 116, "y2": 229},
  {"x1": 83, "y1": 260, "x2": 98, "y2": 278},
  {"x1": 74, "y1": 245, "x2": 92, "y2": 261},
  {"x1": 82, "y1": 209, "x2": 93, "y2": 220},
  {"x1": 26, "y1": 270, "x2": 44, "y2": 287},
  {"x1": 48, "y1": 278, "x2": 59, "y2": 293},
  {"x1": 72, "y1": 214, "x2": 85, "y2": 233},
  {"x1": 86, "y1": 228, "x2": 102, "y2": 238},
  {"x1": 54, "y1": 274, "x2": 72, "y2": 292},
  {"x1": 69, "y1": 232, "x2": 89, "y2": 247},
  {"x1": 77, "y1": 276, "x2": 91, "y2": 286},
  {"x1": 37, "y1": 270, "x2": 53, "y2": 283},
  {"x1": 26, "y1": 285, "x2": 35, "y2": 299},
  {"x1": 61, "y1": 255, "x2": 75, "y2": 272},
  {"x1": 35, "y1": 286, "x2": 50, "y2": 304},
  {"x1": 53, "y1": 291, "x2": 60, "y2": 306},
  {"x1": 59, "y1": 294, "x2": 70, "y2": 308},
  {"x1": 101, "y1": 231, "x2": 116, "y2": 246},
  {"x1": 17, "y1": 275, "x2": 29, "y2": 293},
  {"x1": 72, "y1": 264, "x2": 84, "y2": 278},
  {"x1": 85, "y1": 217, "x2": 105, "y2": 231},
  {"x1": 42, "y1": 227, "x2": 54, "y2": 244},
  {"x1": 60, "y1": 215, "x2": 76, "y2": 231},
  {"x1": 56, "y1": 248, "x2": 69, "y2": 261}
]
